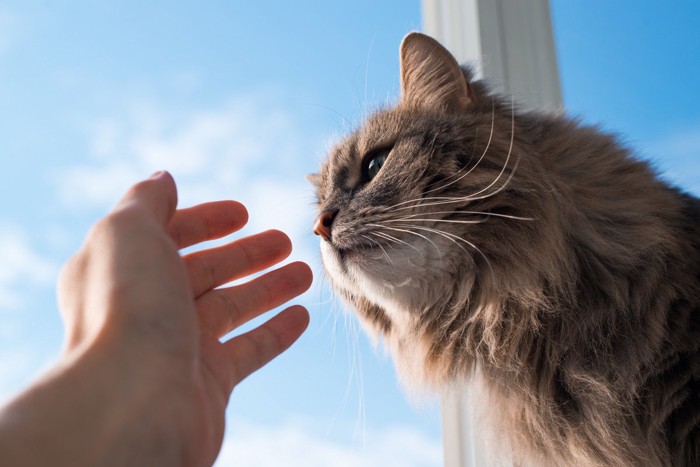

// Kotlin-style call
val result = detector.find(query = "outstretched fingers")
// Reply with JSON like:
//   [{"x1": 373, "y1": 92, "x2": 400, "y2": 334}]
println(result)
[
  {"x1": 197, "y1": 261, "x2": 313, "y2": 338},
  {"x1": 184, "y1": 229, "x2": 293, "y2": 297}
]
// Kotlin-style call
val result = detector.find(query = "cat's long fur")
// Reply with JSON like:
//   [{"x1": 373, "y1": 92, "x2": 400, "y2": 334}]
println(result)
[{"x1": 311, "y1": 32, "x2": 700, "y2": 466}]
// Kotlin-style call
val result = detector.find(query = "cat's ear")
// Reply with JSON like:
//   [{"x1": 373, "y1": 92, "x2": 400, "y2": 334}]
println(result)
[
  {"x1": 306, "y1": 173, "x2": 321, "y2": 187},
  {"x1": 400, "y1": 32, "x2": 473, "y2": 111}
]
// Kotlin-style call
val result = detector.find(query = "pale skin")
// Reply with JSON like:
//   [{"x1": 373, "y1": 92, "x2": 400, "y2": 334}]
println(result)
[{"x1": 0, "y1": 171, "x2": 313, "y2": 466}]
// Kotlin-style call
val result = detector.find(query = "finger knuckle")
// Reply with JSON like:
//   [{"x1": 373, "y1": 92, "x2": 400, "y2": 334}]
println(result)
[
  {"x1": 58, "y1": 253, "x2": 83, "y2": 286},
  {"x1": 217, "y1": 292, "x2": 240, "y2": 330},
  {"x1": 90, "y1": 212, "x2": 123, "y2": 239}
]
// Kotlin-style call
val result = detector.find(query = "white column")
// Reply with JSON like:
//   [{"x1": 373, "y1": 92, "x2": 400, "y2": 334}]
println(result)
[
  {"x1": 422, "y1": 0, "x2": 562, "y2": 113},
  {"x1": 421, "y1": 1, "x2": 563, "y2": 465}
]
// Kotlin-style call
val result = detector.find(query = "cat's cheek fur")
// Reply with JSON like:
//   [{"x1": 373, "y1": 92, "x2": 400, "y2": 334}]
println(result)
[
  {"x1": 319, "y1": 240, "x2": 409, "y2": 325},
  {"x1": 320, "y1": 240, "x2": 453, "y2": 391}
]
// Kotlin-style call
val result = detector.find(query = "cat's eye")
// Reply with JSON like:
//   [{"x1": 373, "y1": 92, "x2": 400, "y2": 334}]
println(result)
[{"x1": 362, "y1": 147, "x2": 392, "y2": 182}]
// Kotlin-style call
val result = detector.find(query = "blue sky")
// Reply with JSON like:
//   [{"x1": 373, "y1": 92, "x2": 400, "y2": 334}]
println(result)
[{"x1": 0, "y1": 1, "x2": 698, "y2": 465}]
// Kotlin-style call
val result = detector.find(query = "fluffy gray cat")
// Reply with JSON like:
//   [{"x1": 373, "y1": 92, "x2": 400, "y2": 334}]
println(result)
[{"x1": 310, "y1": 32, "x2": 700, "y2": 466}]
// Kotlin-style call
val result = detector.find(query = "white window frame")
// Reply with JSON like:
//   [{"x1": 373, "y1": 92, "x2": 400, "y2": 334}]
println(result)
[{"x1": 421, "y1": 1, "x2": 563, "y2": 465}]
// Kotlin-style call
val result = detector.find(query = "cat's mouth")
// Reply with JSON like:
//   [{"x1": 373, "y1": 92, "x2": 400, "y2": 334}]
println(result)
[
  {"x1": 321, "y1": 241, "x2": 377, "y2": 279},
  {"x1": 323, "y1": 239, "x2": 394, "y2": 272},
  {"x1": 335, "y1": 243, "x2": 384, "y2": 261}
]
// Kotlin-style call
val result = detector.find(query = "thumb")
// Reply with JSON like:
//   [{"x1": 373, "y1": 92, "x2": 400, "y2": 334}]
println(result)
[{"x1": 114, "y1": 171, "x2": 178, "y2": 226}]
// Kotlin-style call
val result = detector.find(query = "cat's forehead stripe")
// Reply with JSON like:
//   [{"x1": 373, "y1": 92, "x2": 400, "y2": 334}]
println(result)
[{"x1": 331, "y1": 139, "x2": 360, "y2": 190}]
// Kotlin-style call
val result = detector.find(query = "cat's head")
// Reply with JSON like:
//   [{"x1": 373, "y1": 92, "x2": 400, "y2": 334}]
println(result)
[{"x1": 310, "y1": 33, "x2": 562, "y2": 387}]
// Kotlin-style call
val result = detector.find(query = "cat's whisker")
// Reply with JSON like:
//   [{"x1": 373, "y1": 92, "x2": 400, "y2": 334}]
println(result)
[
  {"x1": 396, "y1": 223, "x2": 469, "y2": 257},
  {"x1": 325, "y1": 299, "x2": 355, "y2": 438},
  {"x1": 388, "y1": 217, "x2": 487, "y2": 225},
  {"x1": 378, "y1": 192, "x2": 459, "y2": 214},
  {"x1": 347, "y1": 314, "x2": 367, "y2": 446},
  {"x1": 301, "y1": 102, "x2": 354, "y2": 129},
  {"x1": 406, "y1": 145, "x2": 520, "y2": 210},
  {"x1": 366, "y1": 233, "x2": 396, "y2": 269},
  {"x1": 377, "y1": 195, "x2": 480, "y2": 219},
  {"x1": 330, "y1": 295, "x2": 341, "y2": 358},
  {"x1": 375, "y1": 242, "x2": 395, "y2": 268},
  {"x1": 464, "y1": 153, "x2": 520, "y2": 202},
  {"x1": 379, "y1": 98, "x2": 497, "y2": 212},
  {"x1": 371, "y1": 230, "x2": 406, "y2": 249},
  {"x1": 359, "y1": 234, "x2": 386, "y2": 261},
  {"x1": 310, "y1": 268, "x2": 337, "y2": 309},
  {"x1": 363, "y1": 35, "x2": 376, "y2": 120},
  {"x1": 422, "y1": 97, "x2": 496, "y2": 195},
  {"x1": 312, "y1": 267, "x2": 342, "y2": 339},
  {"x1": 387, "y1": 196, "x2": 477, "y2": 211},
  {"x1": 384, "y1": 226, "x2": 442, "y2": 257},
  {"x1": 460, "y1": 100, "x2": 520, "y2": 200},
  {"x1": 367, "y1": 224, "x2": 442, "y2": 256},
  {"x1": 366, "y1": 224, "x2": 423, "y2": 253},
  {"x1": 333, "y1": 307, "x2": 367, "y2": 439},
  {"x1": 393, "y1": 210, "x2": 535, "y2": 222},
  {"x1": 385, "y1": 100, "x2": 519, "y2": 214},
  {"x1": 400, "y1": 223, "x2": 495, "y2": 275},
  {"x1": 370, "y1": 231, "x2": 417, "y2": 266}
]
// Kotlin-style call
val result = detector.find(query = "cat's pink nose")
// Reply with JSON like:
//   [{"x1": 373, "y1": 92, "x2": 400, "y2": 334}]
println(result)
[{"x1": 314, "y1": 210, "x2": 338, "y2": 241}]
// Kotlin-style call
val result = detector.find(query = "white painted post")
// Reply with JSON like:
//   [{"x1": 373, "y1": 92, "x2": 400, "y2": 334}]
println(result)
[
  {"x1": 421, "y1": 1, "x2": 563, "y2": 465},
  {"x1": 422, "y1": 0, "x2": 562, "y2": 113}
]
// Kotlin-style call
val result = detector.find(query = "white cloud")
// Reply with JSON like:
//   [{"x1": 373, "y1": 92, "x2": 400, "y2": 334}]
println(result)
[
  {"x1": 215, "y1": 420, "x2": 442, "y2": 467},
  {"x1": 0, "y1": 225, "x2": 56, "y2": 311},
  {"x1": 58, "y1": 95, "x2": 320, "y2": 264},
  {"x1": 0, "y1": 11, "x2": 11, "y2": 54},
  {"x1": 238, "y1": 179, "x2": 317, "y2": 264},
  {"x1": 167, "y1": 71, "x2": 202, "y2": 95},
  {"x1": 61, "y1": 96, "x2": 312, "y2": 204},
  {"x1": 0, "y1": 8, "x2": 22, "y2": 56}
]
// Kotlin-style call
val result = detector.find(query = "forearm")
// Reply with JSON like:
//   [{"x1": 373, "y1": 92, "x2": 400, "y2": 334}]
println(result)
[{"x1": 0, "y1": 348, "x2": 184, "y2": 467}]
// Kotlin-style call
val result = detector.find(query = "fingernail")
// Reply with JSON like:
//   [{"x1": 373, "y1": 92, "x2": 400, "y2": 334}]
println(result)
[{"x1": 149, "y1": 170, "x2": 166, "y2": 180}]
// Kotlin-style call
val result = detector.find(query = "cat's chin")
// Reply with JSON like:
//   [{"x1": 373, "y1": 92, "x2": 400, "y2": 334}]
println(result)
[
  {"x1": 321, "y1": 240, "x2": 429, "y2": 308},
  {"x1": 320, "y1": 242, "x2": 464, "y2": 363}
]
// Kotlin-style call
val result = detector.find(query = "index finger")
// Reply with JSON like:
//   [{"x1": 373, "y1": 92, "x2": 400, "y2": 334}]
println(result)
[
  {"x1": 168, "y1": 201, "x2": 248, "y2": 249},
  {"x1": 114, "y1": 171, "x2": 178, "y2": 226}
]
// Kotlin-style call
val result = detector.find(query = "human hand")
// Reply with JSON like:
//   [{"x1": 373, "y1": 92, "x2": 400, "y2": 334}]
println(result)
[{"x1": 0, "y1": 171, "x2": 312, "y2": 467}]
